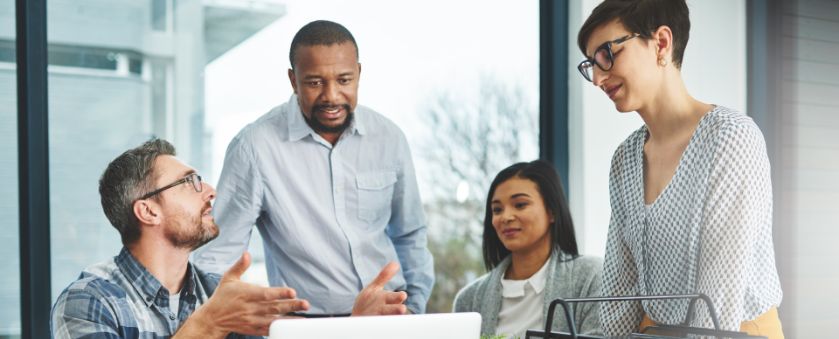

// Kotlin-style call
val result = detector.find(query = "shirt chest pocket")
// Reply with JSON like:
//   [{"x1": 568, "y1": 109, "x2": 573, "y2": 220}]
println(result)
[{"x1": 356, "y1": 171, "x2": 397, "y2": 224}]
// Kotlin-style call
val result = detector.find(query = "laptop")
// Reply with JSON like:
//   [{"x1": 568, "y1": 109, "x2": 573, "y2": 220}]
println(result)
[{"x1": 269, "y1": 312, "x2": 482, "y2": 339}]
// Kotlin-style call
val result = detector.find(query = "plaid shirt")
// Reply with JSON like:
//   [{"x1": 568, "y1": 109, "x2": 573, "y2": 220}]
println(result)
[{"x1": 51, "y1": 248, "x2": 257, "y2": 338}]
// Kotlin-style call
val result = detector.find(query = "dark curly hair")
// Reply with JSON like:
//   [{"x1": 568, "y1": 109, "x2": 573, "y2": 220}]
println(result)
[{"x1": 289, "y1": 20, "x2": 358, "y2": 68}]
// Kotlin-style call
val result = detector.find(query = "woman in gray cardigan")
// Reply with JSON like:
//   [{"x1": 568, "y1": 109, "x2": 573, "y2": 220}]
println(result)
[{"x1": 453, "y1": 160, "x2": 602, "y2": 338}]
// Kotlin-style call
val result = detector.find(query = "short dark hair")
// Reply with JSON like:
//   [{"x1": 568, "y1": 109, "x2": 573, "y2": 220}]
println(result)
[
  {"x1": 577, "y1": 0, "x2": 691, "y2": 69},
  {"x1": 289, "y1": 20, "x2": 359, "y2": 69},
  {"x1": 99, "y1": 138, "x2": 175, "y2": 245},
  {"x1": 482, "y1": 160, "x2": 579, "y2": 271}
]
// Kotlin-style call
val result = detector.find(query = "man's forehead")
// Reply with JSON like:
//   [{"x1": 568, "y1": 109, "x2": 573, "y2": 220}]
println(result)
[
  {"x1": 294, "y1": 43, "x2": 358, "y2": 66},
  {"x1": 153, "y1": 155, "x2": 194, "y2": 180},
  {"x1": 298, "y1": 41, "x2": 357, "y2": 52}
]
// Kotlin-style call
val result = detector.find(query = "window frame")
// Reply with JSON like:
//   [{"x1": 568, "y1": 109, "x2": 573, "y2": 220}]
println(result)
[{"x1": 14, "y1": 0, "x2": 574, "y2": 335}]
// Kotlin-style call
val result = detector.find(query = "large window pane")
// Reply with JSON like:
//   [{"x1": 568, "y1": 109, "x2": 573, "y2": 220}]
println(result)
[
  {"x1": 46, "y1": 0, "x2": 286, "y2": 300},
  {"x1": 205, "y1": 0, "x2": 539, "y2": 312},
  {"x1": 47, "y1": 0, "x2": 539, "y2": 317},
  {"x1": 0, "y1": 1, "x2": 19, "y2": 337}
]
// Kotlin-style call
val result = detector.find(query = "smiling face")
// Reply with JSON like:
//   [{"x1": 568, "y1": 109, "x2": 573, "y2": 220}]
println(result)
[
  {"x1": 584, "y1": 19, "x2": 662, "y2": 113},
  {"x1": 152, "y1": 155, "x2": 219, "y2": 250},
  {"x1": 490, "y1": 177, "x2": 554, "y2": 255},
  {"x1": 288, "y1": 42, "x2": 360, "y2": 140}
]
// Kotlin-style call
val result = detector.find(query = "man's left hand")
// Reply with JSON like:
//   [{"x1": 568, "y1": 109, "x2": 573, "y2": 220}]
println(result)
[{"x1": 351, "y1": 262, "x2": 408, "y2": 316}]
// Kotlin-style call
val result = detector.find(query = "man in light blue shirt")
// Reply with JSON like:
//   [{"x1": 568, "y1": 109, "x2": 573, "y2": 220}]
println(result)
[{"x1": 194, "y1": 20, "x2": 434, "y2": 315}]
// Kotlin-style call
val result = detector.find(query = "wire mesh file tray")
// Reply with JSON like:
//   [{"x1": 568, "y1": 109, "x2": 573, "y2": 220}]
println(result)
[{"x1": 524, "y1": 294, "x2": 768, "y2": 339}]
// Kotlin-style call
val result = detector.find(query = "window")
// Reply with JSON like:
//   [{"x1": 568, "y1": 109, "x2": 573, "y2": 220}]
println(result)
[
  {"x1": 0, "y1": 1, "x2": 19, "y2": 336},
  {"x1": 151, "y1": 0, "x2": 169, "y2": 32},
  {"x1": 38, "y1": 0, "x2": 538, "y2": 317},
  {"x1": 205, "y1": 0, "x2": 539, "y2": 312},
  {"x1": 42, "y1": 0, "x2": 289, "y2": 304},
  {"x1": 45, "y1": 0, "x2": 232, "y2": 301}
]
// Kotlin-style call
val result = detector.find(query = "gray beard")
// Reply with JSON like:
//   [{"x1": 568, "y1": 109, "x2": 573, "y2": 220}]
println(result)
[{"x1": 165, "y1": 216, "x2": 219, "y2": 251}]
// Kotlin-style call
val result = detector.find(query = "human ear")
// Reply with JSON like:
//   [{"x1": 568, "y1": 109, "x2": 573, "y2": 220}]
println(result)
[
  {"x1": 133, "y1": 199, "x2": 161, "y2": 226},
  {"x1": 547, "y1": 208, "x2": 556, "y2": 224},
  {"x1": 653, "y1": 25, "x2": 674, "y2": 63},
  {"x1": 288, "y1": 68, "x2": 298, "y2": 94}
]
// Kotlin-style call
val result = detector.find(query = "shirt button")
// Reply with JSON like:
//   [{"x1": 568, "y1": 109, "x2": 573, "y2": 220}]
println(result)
[{"x1": 169, "y1": 314, "x2": 176, "y2": 320}]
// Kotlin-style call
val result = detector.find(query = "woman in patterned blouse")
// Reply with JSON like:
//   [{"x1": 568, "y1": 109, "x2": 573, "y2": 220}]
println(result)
[{"x1": 575, "y1": 0, "x2": 784, "y2": 338}]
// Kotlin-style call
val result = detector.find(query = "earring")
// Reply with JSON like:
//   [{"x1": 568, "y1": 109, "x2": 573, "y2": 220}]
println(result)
[{"x1": 658, "y1": 58, "x2": 668, "y2": 67}]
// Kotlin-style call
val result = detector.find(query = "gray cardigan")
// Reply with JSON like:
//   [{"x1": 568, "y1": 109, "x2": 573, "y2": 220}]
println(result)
[{"x1": 453, "y1": 250, "x2": 603, "y2": 337}]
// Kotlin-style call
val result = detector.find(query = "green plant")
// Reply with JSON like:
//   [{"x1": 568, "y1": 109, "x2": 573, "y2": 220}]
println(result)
[{"x1": 480, "y1": 335, "x2": 521, "y2": 339}]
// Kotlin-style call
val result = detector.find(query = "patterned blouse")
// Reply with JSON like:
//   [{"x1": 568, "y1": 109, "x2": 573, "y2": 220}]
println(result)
[{"x1": 600, "y1": 106, "x2": 783, "y2": 335}]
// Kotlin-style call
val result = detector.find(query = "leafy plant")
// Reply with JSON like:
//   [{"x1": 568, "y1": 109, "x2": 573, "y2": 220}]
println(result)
[{"x1": 481, "y1": 335, "x2": 521, "y2": 339}]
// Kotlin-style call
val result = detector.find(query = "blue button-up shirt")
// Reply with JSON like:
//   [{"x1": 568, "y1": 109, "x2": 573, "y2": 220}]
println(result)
[
  {"x1": 51, "y1": 248, "x2": 253, "y2": 338},
  {"x1": 194, "y1": 95, "x2": 434, "y2": 314}
]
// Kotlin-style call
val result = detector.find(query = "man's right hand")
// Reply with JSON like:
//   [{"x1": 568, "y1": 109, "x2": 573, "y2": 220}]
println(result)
[{"x1": 178, "y1": 252, "x2": 310, "y2": 338}]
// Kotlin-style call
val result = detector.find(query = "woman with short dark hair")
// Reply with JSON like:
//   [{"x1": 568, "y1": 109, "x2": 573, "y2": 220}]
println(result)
[
  {"x1": 453, "y1": 160, "x2": 602, "y2": 338},
  {"x1": 576, "y1": 0, "x2": 784, "y2": 337}
]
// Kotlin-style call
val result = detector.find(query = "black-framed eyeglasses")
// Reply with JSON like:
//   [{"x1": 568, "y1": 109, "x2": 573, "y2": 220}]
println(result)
[
  {"x1": 577, "y1": 33, "x2": 641, "y2": 82},
  {"x1": 138, "y1": 173, "x2": 203, "y2": 200}
]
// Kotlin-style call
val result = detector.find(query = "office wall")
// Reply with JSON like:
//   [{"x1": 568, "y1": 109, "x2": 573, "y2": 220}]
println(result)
[{"x1": 777, "y1": 0, "x2": 839, "y2": 336}]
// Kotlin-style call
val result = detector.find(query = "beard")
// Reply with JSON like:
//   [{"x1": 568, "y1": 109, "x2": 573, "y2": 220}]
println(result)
[
  {"x1": 164, "y1": 203, "x2": 219, "y2": 250},
  {"x1": 304, "y1": 103, "x2": 354, "y2": 134}
]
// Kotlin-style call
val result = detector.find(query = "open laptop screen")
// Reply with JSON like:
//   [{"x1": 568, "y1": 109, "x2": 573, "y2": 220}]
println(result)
[{"x1": 270, "y1": 312, "x2": 482, "y2": 339}]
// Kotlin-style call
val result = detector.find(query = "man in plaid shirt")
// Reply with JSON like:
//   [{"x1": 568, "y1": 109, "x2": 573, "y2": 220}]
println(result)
[{"x1": 51, "y1": 139, "x2": 409, "y2": 338}]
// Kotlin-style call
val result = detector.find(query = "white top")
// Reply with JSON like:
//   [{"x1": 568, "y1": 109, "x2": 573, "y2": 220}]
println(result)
[
  {"x1": 168, "y1": 293, "x2": 180, "y2": 316},
  {"x1": 496, "y1": 259, "x2": 551, "y2": 338},
  {"x1": 601, "y1": 106, "x2": 782, "y2": 335}
]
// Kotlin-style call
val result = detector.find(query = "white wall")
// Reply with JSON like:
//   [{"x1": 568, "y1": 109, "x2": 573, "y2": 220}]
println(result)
[
  {"x1": 567, "y1": 0, "x2": 747, "y2": 256},
  {"x1": 778, "y1": 1, "x2": 839, "y2": 336}
]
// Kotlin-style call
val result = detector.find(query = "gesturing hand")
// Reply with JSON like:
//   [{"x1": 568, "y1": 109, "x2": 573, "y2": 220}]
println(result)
[
  {"x1": 190, "y1": 252, "x2": 310, "y2": 337},
  {"x1": 351, "y1": 262, "x2": 409, "y2": 316}
]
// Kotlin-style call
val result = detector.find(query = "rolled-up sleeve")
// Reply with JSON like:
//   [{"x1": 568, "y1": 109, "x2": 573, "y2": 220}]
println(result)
[
  {"x1": 193, "y1": 132, "x2": 263, "y2": 274},
  {"x1": 386, "y1": 131, "x2": 435, "y2": 314},
  {"x1": 693, "y1": 121, "x2": 781, "y2": 331}
]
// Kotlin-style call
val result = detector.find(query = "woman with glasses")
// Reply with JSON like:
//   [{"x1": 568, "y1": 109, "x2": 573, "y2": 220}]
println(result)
[
  {"x1": 576, "y1": 0, "x2": 783, "y2": 338},
  {"x1": 453, "y1": 160, "x2": 602, "y2": 338}
]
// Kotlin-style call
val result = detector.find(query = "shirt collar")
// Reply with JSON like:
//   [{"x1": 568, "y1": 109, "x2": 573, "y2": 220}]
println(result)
[
  {"x1": 286, "y1": 94, "x2": 365, "y2": 142},
  {"x1": 115, "y1": 247, "x2": 198, "y2": 307},
  {"x1": 500, "y1": 257, "x2": 551, "y2": 298}
]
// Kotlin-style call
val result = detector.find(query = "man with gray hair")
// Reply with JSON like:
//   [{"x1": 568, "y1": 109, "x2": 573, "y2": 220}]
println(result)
[
  {"x1": 51, "y1": 138, "x2": 409, "y2": 338},
  {"x1": 194, "y1": 20, "x2": 434, "y2": 315}
]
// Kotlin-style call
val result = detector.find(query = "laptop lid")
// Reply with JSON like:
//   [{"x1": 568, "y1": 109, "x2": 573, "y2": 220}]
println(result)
[{"x1": 269, "y1": 312, "x2": 481, "y2": 339}]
